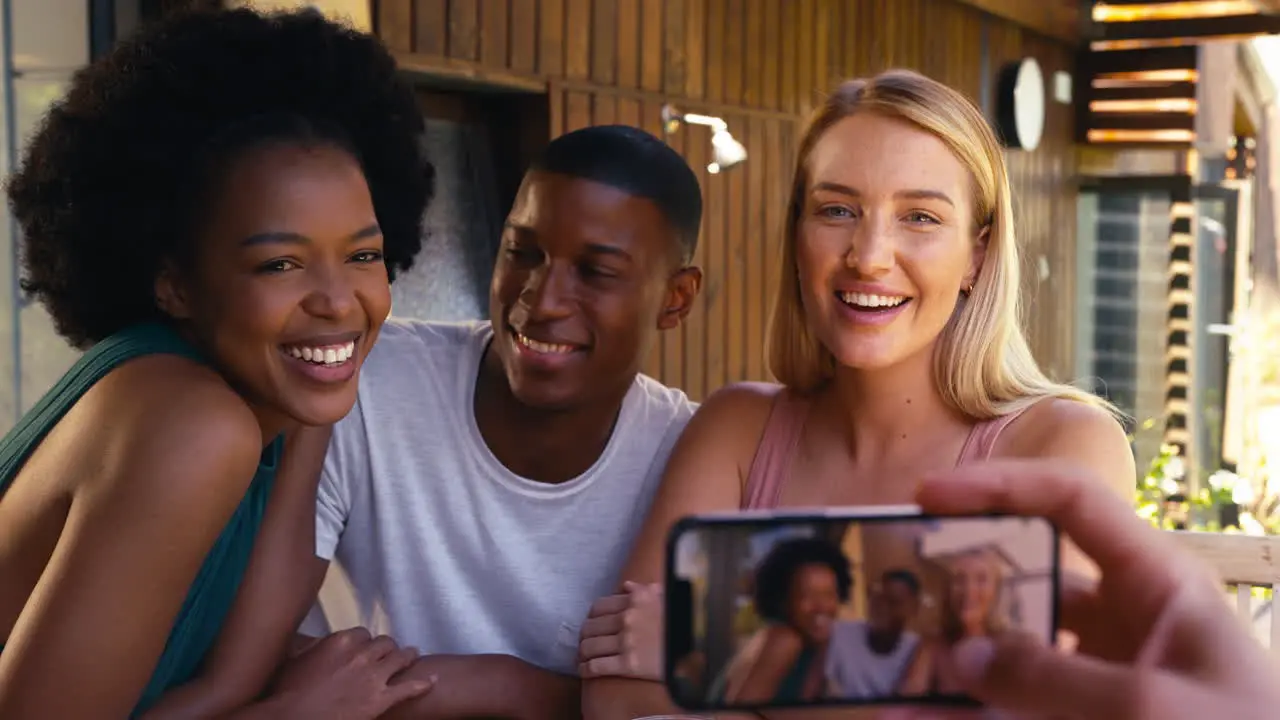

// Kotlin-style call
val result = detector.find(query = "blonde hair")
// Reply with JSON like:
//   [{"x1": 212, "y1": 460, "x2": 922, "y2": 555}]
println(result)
[
  {"x1": 940, "y1": 548, "x2": 1008, "y2": 643},
  {"x1": 766, "y1": 69, "x2": 1116, "y2": 420}
]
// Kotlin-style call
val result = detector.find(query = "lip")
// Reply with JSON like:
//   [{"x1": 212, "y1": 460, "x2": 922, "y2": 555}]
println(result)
[
  {"x1": 507, "y1": 325, "x2": 587, "y2": 372},
  {"x1": 279, "y1": 331, "x2": 363, "y2": 386},
  {"x1": 279, "y1": 330, "x2": 363, "y2": 346},
  {"x1": 835, "y1": 294, "x2": 912, "y2": 327}
]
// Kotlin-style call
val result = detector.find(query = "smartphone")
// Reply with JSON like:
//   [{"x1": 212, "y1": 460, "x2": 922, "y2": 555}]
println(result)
[{"x1": 663, "y1": 506, "x2": 1060, "y2": 712}]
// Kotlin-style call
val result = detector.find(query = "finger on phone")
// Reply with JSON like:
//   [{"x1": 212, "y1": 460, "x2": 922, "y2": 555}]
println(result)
[{"x1": 916, "y1": 460, "x2": 1178, "y2": 585}]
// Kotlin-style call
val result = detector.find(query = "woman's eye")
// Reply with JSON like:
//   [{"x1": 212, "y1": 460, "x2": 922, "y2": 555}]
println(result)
[
  {"x1": 905, "y1": 211, "x2": 941, "y2": 224},
  {"x1": 350, "y1": 250, "x2": 384, "y2": 263},
  {"x1": 818, "y1": 205, "x2": 855, "y2": 219}
]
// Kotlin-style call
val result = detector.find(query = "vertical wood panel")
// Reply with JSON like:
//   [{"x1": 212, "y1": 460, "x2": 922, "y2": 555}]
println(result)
[
  {"x1": 744, "y1": 117, "x2": 766, "y2": 381},
  {"x1": 704, "y1": 142, "x2": 728, "y2": 393},
  {"x1": 639, "y1": 0, "x2": 664, "y2": 92},
  {"x1": 742, "y1": 0, "x2": 763, "y2": 107},
  {"x1": 704, "y1": 0, "x2": 726, "y2": 104},
  {"x1": 479, "y1": 0, "x2": 508, "y2": 67},
  {"x1": 779, "y1": 0, "x2": 797, "y2": 114},
  {"x1": 616, "y1": 0, "x2": 640, "y2": 88},
  {"x1": 414, "y1": 0, "x2": 448, "y2": 56},
  {"x1": 725, "y1": 116, "x2": 747, "y2": 383},
  {"x1": 812, "y1": 0, "x2": 830, "y2": 100},
  {"x1": 761, "y1": 0, "x2": 780, "y2": 110},
  {"x1": 592, "y1": 93, "x2": 618, "y2": 125},
  {"x1": 379, "y1": 0, "x2": 414, "y2": 53},
  {"x1": 448, "y1": 0, "x2": 480, "y2": 61},
  {"x1": 566, "y1": 91, "x2": 592, "y2": 131},
  {"x1": 796, "y1": 0, "x2": 815, "y2": 115},
  {"x1": 616, "y1": 97, "x2": 641, "y2": 128},
  {"x1": 508, "y1": 0, "x2": 537, "y2": 73},
  {"x1": 539, "y1": 0, "x2": 565, "y2": 76},
  {"x1": 683, "y1": 0, "x2": 705, "y2": 101},
  {"x1": 663, "y1": 0, "x2": 687, "y2": 96},
  {"x1": 723, "y1": 0, "x2": 744, "y2": 104},
  {"x1": 565, "y1": 0, "x2": 591, "y2": 79},
  {"x1": 592, "y1": 0, "x2": 618, "y2": 85}
]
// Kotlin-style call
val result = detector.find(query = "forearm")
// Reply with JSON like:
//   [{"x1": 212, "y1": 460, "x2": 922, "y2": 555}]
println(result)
[
  {"x1": 138, "y1": 682, "x2": 297, "y2": 720},
  {"x1": 381, "y1": 654, "x2": 577, "y2": 720},
  {"x1": 580, "y1": 677, "x2": 677, "y2": 720}
]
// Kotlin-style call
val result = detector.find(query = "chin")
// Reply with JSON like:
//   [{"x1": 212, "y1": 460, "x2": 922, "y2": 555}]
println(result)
[
  {"x1": 509, "y1": 382, "x2": 580, "y2": 412},
  {"x1": 282, "y1": 389, "x2": 361, "y2": 428}
]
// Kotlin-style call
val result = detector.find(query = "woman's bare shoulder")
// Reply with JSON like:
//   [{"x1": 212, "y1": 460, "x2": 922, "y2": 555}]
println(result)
[
  {"x1": 60, "y1": 353, "x2": 263, "y2": 498},
  {"x1": 689, "y1": 382, "x2": 786, "y2": 440}
]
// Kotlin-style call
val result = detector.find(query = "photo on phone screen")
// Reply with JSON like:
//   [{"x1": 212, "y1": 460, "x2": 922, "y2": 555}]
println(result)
[{"x1": 663, "y1": 510, "x2": 1060, "y2": 712}]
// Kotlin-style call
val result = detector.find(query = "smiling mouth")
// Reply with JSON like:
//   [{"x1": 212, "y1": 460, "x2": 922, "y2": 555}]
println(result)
[
  {"x1": 837, "y1": 291, "x2": 912, "y2": 311},
  {"x1": 513, "y1": 331, "x2": 581, "y2": 355},
  {"x1": 281, "y1": 339, "x2": 357, "y2": 367}
]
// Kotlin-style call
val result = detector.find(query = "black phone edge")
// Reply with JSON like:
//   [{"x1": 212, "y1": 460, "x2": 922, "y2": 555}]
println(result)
[{"x1": 660, "y1": 511, "x2": 1064, "y2": 713}]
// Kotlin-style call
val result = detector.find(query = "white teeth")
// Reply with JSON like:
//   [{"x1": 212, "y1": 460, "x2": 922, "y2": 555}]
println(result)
[
  {"x1": 284, "y1": 340, "x2": 357, "y2": 366},
  {"x1": 839, "y1": 292, "x2": 908, "y2": 309},
  {"x1": 515, "y1": 332, "x2": 575, "y2": 355}
]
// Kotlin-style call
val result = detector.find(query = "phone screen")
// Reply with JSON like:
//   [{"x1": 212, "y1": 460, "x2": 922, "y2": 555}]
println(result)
[{"x1": 663, "y1": 511, "x2": 1059, "y2": 712}]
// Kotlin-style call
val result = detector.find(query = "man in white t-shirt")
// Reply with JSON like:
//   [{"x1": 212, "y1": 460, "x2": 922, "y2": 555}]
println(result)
[
  {"x1": 826, "y1": 569, "x2": 923, "y2": 699},
  {"x1": 293, "y1": 125, "x2": 704, "y2": 719}
]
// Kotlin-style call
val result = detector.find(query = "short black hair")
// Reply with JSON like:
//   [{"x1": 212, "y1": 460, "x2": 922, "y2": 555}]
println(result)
[
  {"x1": 882, "y1": 569, "x2": 922, "y2": 597},
  {"x1": 529, "y1": 125, "x2": 702, "y2": 264},
  {"x1": 752, "y1": 537, "x2": 853, "y2": 623},
  {"x1": 8, "y1": 8, "x2": 432, "y2": 349}
]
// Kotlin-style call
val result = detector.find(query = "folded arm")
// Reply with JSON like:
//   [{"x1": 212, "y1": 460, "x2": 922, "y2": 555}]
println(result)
[
  {"x1": 381, "y1": 654, "x2": 578, "y2": 720},
  {"x1": 141, "y1": 425, "x2": 335, "y2": 719}
]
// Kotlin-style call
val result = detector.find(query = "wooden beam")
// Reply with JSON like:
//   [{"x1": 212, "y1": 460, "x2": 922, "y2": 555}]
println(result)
[
  {"x1": 392, "y1": 53, "x2": 547, "y2": 94},
  {"x1": 1096, "y1": 14, "x2": 1280, "y2": 41},
  {"x1": 949, "y1": 0, "x2": 1081, "y2": 44}
]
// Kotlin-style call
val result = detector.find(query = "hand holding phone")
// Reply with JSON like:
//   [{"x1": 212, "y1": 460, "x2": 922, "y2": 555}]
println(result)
[
  {"x1": 889, "y1": 459, "x2": 1280, "y2": 720},
  {"x1": 662, "y1": 507, "x2": 1060, "y2": 713}
]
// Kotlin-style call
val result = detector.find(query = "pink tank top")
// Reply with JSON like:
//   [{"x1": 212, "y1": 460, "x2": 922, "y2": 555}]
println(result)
[{"x1": 742, "y1": 386, "x2": 1033, "y2": 509}]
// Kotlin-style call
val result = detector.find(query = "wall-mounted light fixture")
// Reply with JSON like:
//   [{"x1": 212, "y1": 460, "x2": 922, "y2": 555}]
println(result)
[{"x1": 660, "y1": 104, "x2": 747, "y2": 174}]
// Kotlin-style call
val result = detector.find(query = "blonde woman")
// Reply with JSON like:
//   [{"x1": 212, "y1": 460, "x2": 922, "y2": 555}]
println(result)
[
  {"x1": 898, "y1": 549, "x2": 1007, "y2": 696},
  {"x1": 577, "y1": 69, "x2": 1134, "y2": 719}
]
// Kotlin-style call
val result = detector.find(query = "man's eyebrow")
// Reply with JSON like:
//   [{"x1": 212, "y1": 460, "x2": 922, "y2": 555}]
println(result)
[{"x1": 584, "y1": 243, "x2": 632, "y2": 261}]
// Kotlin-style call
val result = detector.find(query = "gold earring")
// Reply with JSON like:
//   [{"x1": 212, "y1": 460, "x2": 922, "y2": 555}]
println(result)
[{"x1": 963, "y1": 282, "x2": 975, "y2": 295}]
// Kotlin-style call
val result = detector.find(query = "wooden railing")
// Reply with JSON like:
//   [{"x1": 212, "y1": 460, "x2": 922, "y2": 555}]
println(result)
[{"x1": 1166, "y1": 530, "x2": 1280, "y2": 651}]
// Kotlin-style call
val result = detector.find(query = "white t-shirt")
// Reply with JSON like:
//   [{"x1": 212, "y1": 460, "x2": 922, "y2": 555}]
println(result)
[
  {"x1": 825, "y1": 620, "x2": 920, "y2": 699},
  {"x1": 300, "y1": 320, "x2": 696, "y2": 675}
]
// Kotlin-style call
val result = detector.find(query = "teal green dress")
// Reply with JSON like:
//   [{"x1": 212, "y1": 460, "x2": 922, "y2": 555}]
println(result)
[
  {"x1": 773, "y1": 646, "x2": 818, "y2": 703},
  {"x1": 0, "y1": 323, "x2": 281, "y2": 717}
]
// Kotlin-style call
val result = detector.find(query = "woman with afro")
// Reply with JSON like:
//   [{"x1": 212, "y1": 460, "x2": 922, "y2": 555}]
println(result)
[
  {"x1": 717, "y1": 536, "x2": 853, "y2": 705},
  {"x1": 0, "y1": 7, "x2": 435, "y2": 718}
]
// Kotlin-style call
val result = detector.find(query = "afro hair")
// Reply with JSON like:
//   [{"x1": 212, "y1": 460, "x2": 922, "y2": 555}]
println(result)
[
  {"x1": 752, "y1": 536, "x2": 853, "y2": 623},
  {"x1": 6, "y1": 7, "x2": 433, "y2": 349}
]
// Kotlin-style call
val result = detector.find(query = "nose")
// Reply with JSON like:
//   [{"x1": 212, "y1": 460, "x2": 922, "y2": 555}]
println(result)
[
  {"x1": 518, "y1": 262, "x2": 574, "y2": 322},
  {"x1": 845, "y1": 213, "x2": 894, "y2": 277},
  {"x1": 299, "y1": 264, "x2": 357, "y2": 320}
]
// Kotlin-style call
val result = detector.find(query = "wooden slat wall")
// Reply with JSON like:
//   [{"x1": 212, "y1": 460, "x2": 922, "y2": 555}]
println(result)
[{"x1": 379, "y1": 0, "x2": 1080, "y2": 397}]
